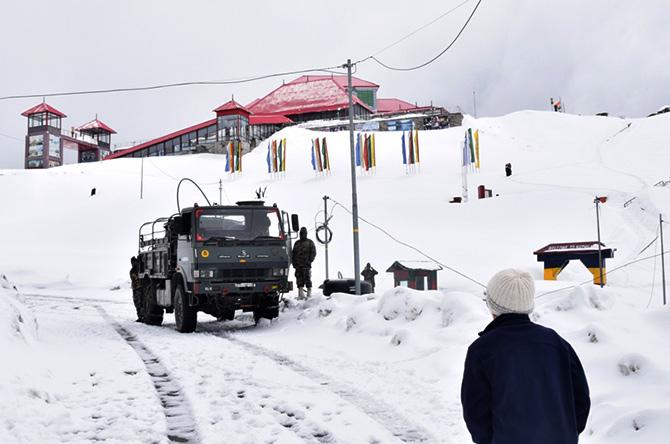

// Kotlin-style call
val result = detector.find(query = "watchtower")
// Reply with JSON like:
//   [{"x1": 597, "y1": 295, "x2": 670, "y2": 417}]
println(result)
[
  {"x1": 77, "y1": 117, "x2": 116, "y2": 161},
  {"x1": 213, "y1": 98, "x2": 251, "y2": 154},
  {"x1": 22, "y1": 101, "x2": 66, "y2": 169}
]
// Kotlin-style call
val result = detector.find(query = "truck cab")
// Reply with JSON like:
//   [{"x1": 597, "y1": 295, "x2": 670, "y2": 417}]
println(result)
[{"x1": 138, "y1": 201, "x2": 299, "y2": 332}]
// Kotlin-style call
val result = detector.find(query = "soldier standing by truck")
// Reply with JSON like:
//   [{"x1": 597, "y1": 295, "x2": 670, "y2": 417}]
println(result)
[
  {"x1": 292, "y1": 227, "x2": 316, "y2": 299},
  {"x1": 129, "y1": 256, "x2": 143, "y2": 321}
]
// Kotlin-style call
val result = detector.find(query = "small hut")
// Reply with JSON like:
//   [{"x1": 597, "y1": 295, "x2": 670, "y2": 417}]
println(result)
[
  {"x1": 386, "y1": 261, "x2": 442, "y2": 290},
  {"x1": 534, "y1": 242, "x2": 615, "y2": 285}
]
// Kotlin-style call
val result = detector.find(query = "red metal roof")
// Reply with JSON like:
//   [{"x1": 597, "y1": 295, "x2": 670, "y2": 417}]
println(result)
[
  {"x1": 21, "y1": 102, "x2": 67, "y2": 118},
  {"x1": 213, "y1": 100, "x2": 251, "y2": 116},
  {"x1": 248, "y1": 77, "x2": 373, "y2": 117},
  {"x1": 288, "y1": 75, "x2": 379, "y2": 89},
  {"x1": 106, "y1": 118, "x2": 216, "y2": 160},
  {"x1": 78, "y1": 118, "x2": 117, "y2": 134},
  {"x1": 248, "y1": 114, "x2": 293, "y2": 125},
  {"x1": 376, "y1": 98, "x2": 417, "y2": 113}
]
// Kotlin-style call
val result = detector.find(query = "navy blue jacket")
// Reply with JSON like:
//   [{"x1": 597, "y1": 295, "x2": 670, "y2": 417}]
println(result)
[{"x1": 461, "y1": 314, "x2": 590, "y2": 444}]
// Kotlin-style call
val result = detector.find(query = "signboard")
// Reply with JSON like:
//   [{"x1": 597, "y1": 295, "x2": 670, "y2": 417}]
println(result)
[
  {"x1": 355, "y1": 121, "x2": 380, "y2": 131},
  {"x1": 387, "y1": 119, "x2": 414, "y2": 131},
  {"x1": 28, "y1": 134, "x2": 44, "y2": 157},
  {"x1": 80, "y1": 150, "x2": 97, "y2": 163},
  {"x1": 48, "y1": 134, "x2": 61, "y2": 158},
  {"x1": 27, "y1": 159, "x2": 43, "y2": 168}
]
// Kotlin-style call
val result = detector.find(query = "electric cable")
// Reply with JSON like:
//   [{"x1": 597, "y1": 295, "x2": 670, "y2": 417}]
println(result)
[
  {"x1": 328, "y1": 198, "x2": 486, "y2": 287},
  {"x1": 537, "y1": 247, "x2": 670, "y2": 299},
  {"x1": 176, "y1": 178, "x2": 212, "y2": 213},
  {"x1": 366, "y1": 0, "x2": 483, "y2": 71},
  {"x1": 0, "y1": 65, "x2": 347, "y2": 101},
  {"x1": 369, "y1": 0, "x2": 472, "y2": 59},
  {"x1": 646, "y1": 226, "x2": 660, "y2": 308}
]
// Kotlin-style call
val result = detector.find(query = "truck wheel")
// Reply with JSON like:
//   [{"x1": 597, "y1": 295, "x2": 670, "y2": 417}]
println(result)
[
  {"x1": 143, "y1": 281, "x2": 164, "y2": 326},
  {"x1": 174, "y1": 284, "x2": 197, "y2": 333}
]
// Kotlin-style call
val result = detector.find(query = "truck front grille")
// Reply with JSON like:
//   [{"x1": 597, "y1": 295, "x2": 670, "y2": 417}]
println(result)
[{"x1": 218, "y1": 268, "x2": 269, "y2": 280}]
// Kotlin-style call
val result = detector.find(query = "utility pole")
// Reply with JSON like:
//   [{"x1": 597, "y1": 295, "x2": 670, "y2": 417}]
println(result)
[
  {"x1": 345, "y1": 59, "x2": 362, "y2": 295},
  {"x1": 140, "y1": 156, "x2": 144, "y2": 199},
  {"x1": 594, "y1": 197, "x2": 604, "y2": 288},
  {"x1": 661, "y1": 213, "x2": 667, "y2": 305},
  {"x1": 324, "y1": 195, "x2": 330, "y2": 280}
]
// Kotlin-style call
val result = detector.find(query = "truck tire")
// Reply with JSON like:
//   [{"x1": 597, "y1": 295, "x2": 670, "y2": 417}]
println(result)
[
  {"x1": 174, "y1": 284, "x2": 197, "y2": 333},
  {"x1": 143, "y1": 281, "x2": 164, "y2": 326}
]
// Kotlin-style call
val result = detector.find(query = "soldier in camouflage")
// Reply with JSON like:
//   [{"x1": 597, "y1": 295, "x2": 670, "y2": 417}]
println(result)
[
  {"x1": 130, "y1": 256, "x2": 143, "y2": 321},
  {"x1": 292, "y1": 227, "x2": 316, "y2": 299}
]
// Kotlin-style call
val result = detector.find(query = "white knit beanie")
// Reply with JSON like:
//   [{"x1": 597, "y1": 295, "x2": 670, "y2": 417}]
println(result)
[{"x1": 486, "y1": 269, "x2": 535, "y2": 315}]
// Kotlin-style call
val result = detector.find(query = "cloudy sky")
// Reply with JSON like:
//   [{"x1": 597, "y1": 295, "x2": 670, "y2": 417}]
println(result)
[{"x1": 1, "y1": 0, "x2": 668, "y2": 168}]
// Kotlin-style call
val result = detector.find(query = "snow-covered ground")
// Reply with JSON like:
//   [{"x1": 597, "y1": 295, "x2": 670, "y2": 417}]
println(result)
[{"x1": 1, "y1": 110, "x2": 670, "y2": 443}]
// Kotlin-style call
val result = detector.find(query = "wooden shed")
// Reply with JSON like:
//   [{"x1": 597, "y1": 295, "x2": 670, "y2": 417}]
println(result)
[{"x1": 386, "y1": 261, "x2": 442, "y2": 290}]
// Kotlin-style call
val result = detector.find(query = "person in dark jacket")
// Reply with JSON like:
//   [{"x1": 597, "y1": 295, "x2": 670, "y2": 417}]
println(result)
[
  {"x1": 361, "y1": 263, "x2": 378, "y2": 291},
  {"x1": 130, "y1": 256, "x2": 143, "y2": 321},
  {"x1": 292, "y1": 227, "x2": 316, "y2": 299},
  {"x1": 461, "y1": 269, "x2": 590, "y2": 444}
]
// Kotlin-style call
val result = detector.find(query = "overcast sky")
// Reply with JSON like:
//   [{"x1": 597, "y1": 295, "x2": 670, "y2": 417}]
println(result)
[{"x1": 1, "y1": 0, "x2": 668, "y2": 168}]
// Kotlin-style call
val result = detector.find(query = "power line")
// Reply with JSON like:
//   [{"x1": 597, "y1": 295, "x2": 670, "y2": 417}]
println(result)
[
  {"x1": 537, "y1": 248, "x2": 670, "y2": 299},
  {"x1": 0, "y1": 65, "x2": 347, "y2": 101},
  {"x1": 366, "y1": 0, "x2": 483, "y2": 71},
  {"x1": 0, "y1": 132, "x2": 22, "y2": 141},
  {"x1": 369, "y1": 0, "x2": 473, "y2": 58},
  {"x1": 328, "y1": 198, "x2": 486, "y2": 287}
]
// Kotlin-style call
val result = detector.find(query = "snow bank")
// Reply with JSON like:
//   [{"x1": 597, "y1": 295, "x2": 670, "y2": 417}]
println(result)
[{"x1": 0, "y1": 274, "x2": 37, "y2": 343}]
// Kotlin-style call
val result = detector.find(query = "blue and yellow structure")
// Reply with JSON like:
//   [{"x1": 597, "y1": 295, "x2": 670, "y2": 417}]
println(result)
[{"x1": 534, "y1": 242, "x2": 615, "y2": 285}]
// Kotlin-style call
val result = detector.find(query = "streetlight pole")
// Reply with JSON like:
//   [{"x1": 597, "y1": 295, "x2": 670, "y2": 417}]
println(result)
[
  {"x1": 324, "y1": 195, "x2": 330, "y2": 281},
  {"x1": 345, "y1": 59, "x2": 362, "y2": 295},
  {"x1": 594, "y1": 197, "x2": 604, "y2": 288},
  {"x1": 140, "y1": 157, "x2": 144, "y2": 199},
  {"x1": 660, "y1": 213, "x2": 667, "y2": 305}
]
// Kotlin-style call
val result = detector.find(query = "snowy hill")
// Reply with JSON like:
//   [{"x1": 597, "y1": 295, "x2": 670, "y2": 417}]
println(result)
[{"x1": 2, "y1": 110, "x2": 670, "y2": 443}]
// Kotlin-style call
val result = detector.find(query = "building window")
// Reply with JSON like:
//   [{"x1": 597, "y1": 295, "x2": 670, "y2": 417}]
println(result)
[
  {"x1": 180, "y1": 134, "x2": 190, "y2": 151},
  {"x1": 47, "y1": 113, "x2": 62, "y2": 129},
  {"x1": 28, "y1": 112, "x2": 46, "y2": 128},
  {"x1": 207, "y1": 124, "x2": 217, "y2": 141},
  {"x1": 97, "y1": 132, "x2": 110, "y2": 145}
]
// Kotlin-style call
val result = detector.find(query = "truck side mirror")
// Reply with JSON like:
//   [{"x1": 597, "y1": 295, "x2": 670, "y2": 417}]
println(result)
[{"x1": 291, "y1": 214, "x2": 300, "y2": 233}]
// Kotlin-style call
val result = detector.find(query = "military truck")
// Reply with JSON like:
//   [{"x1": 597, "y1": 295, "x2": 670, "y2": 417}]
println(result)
[{"x1": 137, "y1": 201, "x2": 299, "y2": 332}]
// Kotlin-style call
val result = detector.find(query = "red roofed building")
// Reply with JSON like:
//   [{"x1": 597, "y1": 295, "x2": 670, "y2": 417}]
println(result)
[
  {"x1": 246, "y1": 75, "x2": 377, "y2": 122},
  {"x1": 376, "y1": 98, "x2": 417, "y2": 114},
  {"x1": 22, "y1": 102, "x2": 115, "y2": 169},
  {"x1": 105, "y1": 74, "x2": 461, "y2": 161}
]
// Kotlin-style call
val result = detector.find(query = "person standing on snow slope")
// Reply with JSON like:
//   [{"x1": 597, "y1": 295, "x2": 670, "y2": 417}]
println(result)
[
  {"x1": 461, "y1": 269, "x2": 590, "y2": 444},
  {"x1": 129, "y1": 256, "x2": 143, "y2": 322},
  {"x1": 292, "y1": 227, "x2": 316, "y2": 299},
  {"x1": 361, "y1": 262, "x2": 378, "y2": 292}
]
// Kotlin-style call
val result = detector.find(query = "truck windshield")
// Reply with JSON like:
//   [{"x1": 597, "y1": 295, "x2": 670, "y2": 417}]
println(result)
[{"x1": 196, "y1": 208, "x2": 283, "y2": 241}]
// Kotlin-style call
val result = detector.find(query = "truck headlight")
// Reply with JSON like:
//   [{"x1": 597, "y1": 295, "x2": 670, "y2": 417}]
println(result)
[{"x1": 272, "y1": 268, "x2": 286, "y2": 276}]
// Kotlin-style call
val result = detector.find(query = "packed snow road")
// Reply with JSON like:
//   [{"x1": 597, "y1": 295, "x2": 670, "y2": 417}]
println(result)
[{"x1": 23, "y1": 291, "x2": 441, "y2": 444}]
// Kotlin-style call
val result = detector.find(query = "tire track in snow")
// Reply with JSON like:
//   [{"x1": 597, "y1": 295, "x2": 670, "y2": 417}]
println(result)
[
  {"x1": 199, "y1": 324, "x2": 434, "y2": 443},
  {"x1": 95, "y1": 306, "x2": 201, "y2": 444}
]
